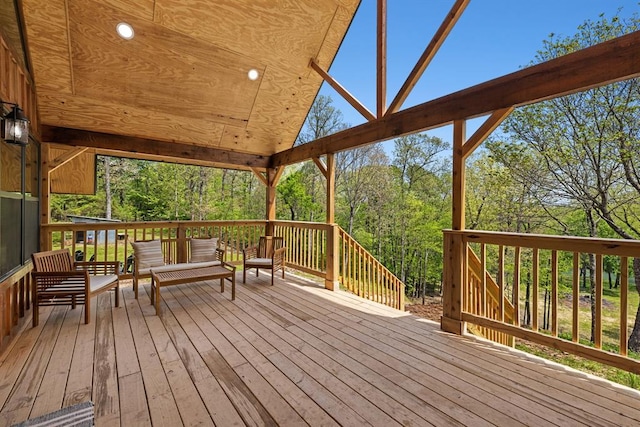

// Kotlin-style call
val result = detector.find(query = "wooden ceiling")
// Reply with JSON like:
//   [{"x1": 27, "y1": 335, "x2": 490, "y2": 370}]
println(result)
[{"x1": 22, "y1": 0, "x2": 360, "y2": 170}]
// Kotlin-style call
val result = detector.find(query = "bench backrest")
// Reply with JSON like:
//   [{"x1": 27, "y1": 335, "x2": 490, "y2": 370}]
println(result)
[{"x1": 31, "y1": 249, "x2": 74, "y2": 272}]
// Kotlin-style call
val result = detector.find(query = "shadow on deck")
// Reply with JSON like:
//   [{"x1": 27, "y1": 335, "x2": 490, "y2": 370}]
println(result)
[{"x1": 1, "y1": 272, "x2": 639, "y2": 426}]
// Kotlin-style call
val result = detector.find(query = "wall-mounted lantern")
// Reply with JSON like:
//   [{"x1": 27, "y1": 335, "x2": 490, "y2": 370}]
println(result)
[{"x1": 1, "y1": 101, "x2": 29, "y2": 145}]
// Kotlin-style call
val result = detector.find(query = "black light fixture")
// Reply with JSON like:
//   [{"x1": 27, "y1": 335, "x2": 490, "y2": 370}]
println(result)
[{"x1": 1, "y1": 100, "x2": 29, "y2": 145}]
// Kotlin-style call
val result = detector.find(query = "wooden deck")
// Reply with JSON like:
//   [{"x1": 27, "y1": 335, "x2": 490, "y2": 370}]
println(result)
[{"x1": 1, "y1": 273, "x2": 639, "y2": 426}]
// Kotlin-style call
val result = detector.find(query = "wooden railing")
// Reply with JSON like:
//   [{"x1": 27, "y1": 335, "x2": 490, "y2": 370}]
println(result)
[
  {"x1": 338, "y1": 227, "x2": 405, "y2": 310},
  {"x1": 466, "y1": 246, "x2": 515, "y2": 346},
  {"x1": 443, "y1": 230, "x2": 640, "y2": 374},
  {"x1": 273, "y1": 221, "x2": 328, "y2": 278},
  {"x1": 42, "y1": 220, "x2": 268, "y2": 279},
  {"x1": 42, "y1": 220, "x2": 406, "y2": 310},
  {"x1": 0, "y1": 264, "x2": 32, "y2": 354}
]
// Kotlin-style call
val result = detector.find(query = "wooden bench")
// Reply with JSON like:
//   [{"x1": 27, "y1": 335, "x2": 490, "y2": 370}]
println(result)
[
  {"x1": 130, "y1": 237, "x2": 224, "y2": 299},
  {"x1": 150, "y1": 262, "x2": 236, "y2": 315},
  {"x1": 31, "y1": 249, "x2": 120, "y2": 326}
]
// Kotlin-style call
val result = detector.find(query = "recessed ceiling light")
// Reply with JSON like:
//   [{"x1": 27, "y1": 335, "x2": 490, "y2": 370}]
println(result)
[
  {"x1": 116, "y1": 22, "x2": 134, "y2": 40},
  {"x1": 248, "y1": 69, "x2": 259, "y2": 80}
]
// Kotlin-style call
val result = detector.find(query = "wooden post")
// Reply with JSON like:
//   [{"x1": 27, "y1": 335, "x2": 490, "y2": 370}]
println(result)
[
  {"x1": 325, "y1": 223, "x2": 339, "y2": 291},
  {"x1": 265, "y1": 168, "x2": 277, "y2": 236},
  {"x1": 326, "y1": 153, "x2": 335, "y2": 224},
  {"x1": 177, "y1": 224, "x2": 187, "y2": 263},
  {"x1": 376, "y1": 0, "x2": 387, "y2": 117},
  {"x1": 40, "y1": 142, "x2": 51, "y2": 250},
  {"x1": 442, "y1": 119, "x2": 467, "y2": 335}
]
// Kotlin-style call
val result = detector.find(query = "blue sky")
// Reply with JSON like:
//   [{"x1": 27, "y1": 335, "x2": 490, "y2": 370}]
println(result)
[{"x1": 318, "y1": 1, "x2": 639, "y2": 151}]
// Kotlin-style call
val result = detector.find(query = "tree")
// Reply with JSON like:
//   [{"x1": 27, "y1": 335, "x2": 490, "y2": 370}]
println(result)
[
  {"x1": 391, "y1": 134, "x2": 448, "y2": 283},
  {"x1": 500, "y1": 11, "x2": 640, "y2": 350},
  {"x1": 277, "y1": 171, "x2": 318, "y2": 221},
  {"x1": 292, "y1": 95, "x2": 349, "y2": 222},
  {"x1": 336, "y1": 144, "x2": 389, "y2": 235}
]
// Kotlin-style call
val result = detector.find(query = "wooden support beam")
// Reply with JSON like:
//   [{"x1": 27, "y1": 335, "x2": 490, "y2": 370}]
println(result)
[
  {"x1": 387, "y1": 0, "x2": 470, "y2": 114},
  {"x1": 452, "y1": 120, "x2": 466, "y2": 231},
  {"x1": 326, "y1": 153, "x2": 335, "y2": 224},
  {"x1": 265, "y1": 168, "x2": 277, "y2": 235},
  {"x1": 41, "y1": 126, "x2": 269, "y2": 169},
  {"x1": 49, "y1": 147, "x2": 89, "y2": 172},
  {"x1": 309, "y1": 59, "x2": 376, "y2": 121},
  {"x1": 272, "y1": 166, "x2": 285, "y2": 187},
  {"x1": 251, "y1": 168, "x2": 268, "y2": 186},
  {"x1": 264, "y1": 166, "x2": 284, "y2": 228},
  {"x1": 272, "y1": 30, "x2": 640, "y2": 167},
  {"x1": 312, "y1": 157, "x2": 328, "y2": 178},
  {"x1": 377, "y1": 0, "x2": 387, "y2": 117},
  {"x1": 95, "y1": 148, "x2": 260, "y2": 172},
  {"x1": 462, "y1": 107, "x2": 514, "y2": 159},
  {"x1": 442, "y1": 121, "x2": 468, "y2": 335},
  {"x1": 325, "y1": 224, "x2": 339, "y2": 291}
]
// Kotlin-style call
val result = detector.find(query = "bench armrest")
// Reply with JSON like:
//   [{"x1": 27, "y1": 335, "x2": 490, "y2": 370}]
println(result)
[
  {"x1": 75, "y1": 261, "x2": 121, "y2": 275},
  {"x1": 221, "y1": 261, "x2": 236, "y2": 272},
  {"x1": 273, "y1": 246, "x2": 286, "y2": 262}
]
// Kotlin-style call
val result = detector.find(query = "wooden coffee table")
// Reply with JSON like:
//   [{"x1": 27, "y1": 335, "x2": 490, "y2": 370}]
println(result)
[{"x1": 150, "y1": 263, "x2": 236, "y2": 315}]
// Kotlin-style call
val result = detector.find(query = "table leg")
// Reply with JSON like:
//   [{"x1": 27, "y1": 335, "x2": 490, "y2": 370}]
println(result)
[{"x1": 155, "y1": 285, "x2": 161, "y2": 315}]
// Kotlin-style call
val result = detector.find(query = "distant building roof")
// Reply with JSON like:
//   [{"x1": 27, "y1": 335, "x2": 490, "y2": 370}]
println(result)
[{"x1": 66, "y1": 215, "x2": 121, "y2": 223}]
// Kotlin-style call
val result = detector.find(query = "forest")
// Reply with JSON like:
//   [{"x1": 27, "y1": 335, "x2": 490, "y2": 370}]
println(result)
[{"x1": 52, "y1": 12, "x2": 640, "y2": 349}]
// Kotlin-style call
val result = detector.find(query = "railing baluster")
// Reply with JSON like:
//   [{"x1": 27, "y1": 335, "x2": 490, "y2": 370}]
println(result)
[
  {"x1": 498, "y1": 245, "x2": 504, "y2": 323},
  {"x1": 532, "y1": 248, "x2": 539, "y2": 332},
  {"x1": 479, "y1": 244, "x2": 486, "y2": 317},
  {"x1": 513, "y1": 246, "x2": 520, "y2": 327},
  {"x1": 572, "y1": 252, "x2": 580, "y2": 343},
  {"x1": 620, "y1": 257, "x2": 628, "y2": 356},
  {"x1": 595, "y1": 254, "x2": 603, "y2": 349},
  {"x1": 551, "y1": 250, "x2": 558, "y2": 337}
]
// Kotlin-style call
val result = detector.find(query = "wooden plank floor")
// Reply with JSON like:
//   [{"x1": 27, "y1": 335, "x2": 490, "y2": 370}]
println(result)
[{"x1": 1, "y1": 272, "x2": 639, "y2": 426}]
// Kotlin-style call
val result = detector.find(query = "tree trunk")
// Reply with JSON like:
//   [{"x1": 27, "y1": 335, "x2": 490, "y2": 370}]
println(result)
[
  {"x1": 348, "y1": 205, "x2": 355, "y2": 236},
  {"x1": 627, "y1": 258, "x2": 640, "y2": 352}
]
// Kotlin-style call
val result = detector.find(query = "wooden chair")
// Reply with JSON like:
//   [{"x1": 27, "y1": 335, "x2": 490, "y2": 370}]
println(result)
[
  {"x1": 242, "y1": 236, "x2": 286, "y2": 286},
  {"x1": 31, "y1": 249, "x2": 120, "y2": 326}
]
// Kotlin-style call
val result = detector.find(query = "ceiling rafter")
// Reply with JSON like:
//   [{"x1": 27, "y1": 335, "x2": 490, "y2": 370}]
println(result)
[
  {"x1": 272, "y1": 30, "x2": 640, "y2": 167},
  {"x1": 386, "y1": 0, "x2": 470, "y2": 115},
  {"x1": 310, "y1": 59, "x2": 376, "y2": 121}
]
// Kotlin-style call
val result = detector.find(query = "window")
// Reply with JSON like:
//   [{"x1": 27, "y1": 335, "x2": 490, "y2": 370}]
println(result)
[{"x1": 0, "y1": 139, "x2": 39, "y2": 277}]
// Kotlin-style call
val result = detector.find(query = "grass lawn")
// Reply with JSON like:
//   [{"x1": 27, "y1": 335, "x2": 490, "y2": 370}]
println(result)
[{"x1": 515, "y1": 281, "x2": 640, "y2": 389}]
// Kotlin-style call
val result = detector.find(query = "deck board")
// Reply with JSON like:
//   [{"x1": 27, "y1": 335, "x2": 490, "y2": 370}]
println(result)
[{"x1": 1, "y1": 272, "x2": 639, "y2": 426}]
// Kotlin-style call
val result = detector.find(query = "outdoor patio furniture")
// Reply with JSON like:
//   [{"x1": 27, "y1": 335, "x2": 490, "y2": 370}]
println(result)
[
  {"x1": 130, "y1": 237, "x2": 225, "y2": 299},
  {"x1": 150, "y1": 263, "x2": 236, "y2": 315},
  {"x1": 30, "y1": 249, "x2": 120, "y2": 326},
  {"x1": 242, "y1": 236, "x2": 286, "y2": 286}
]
